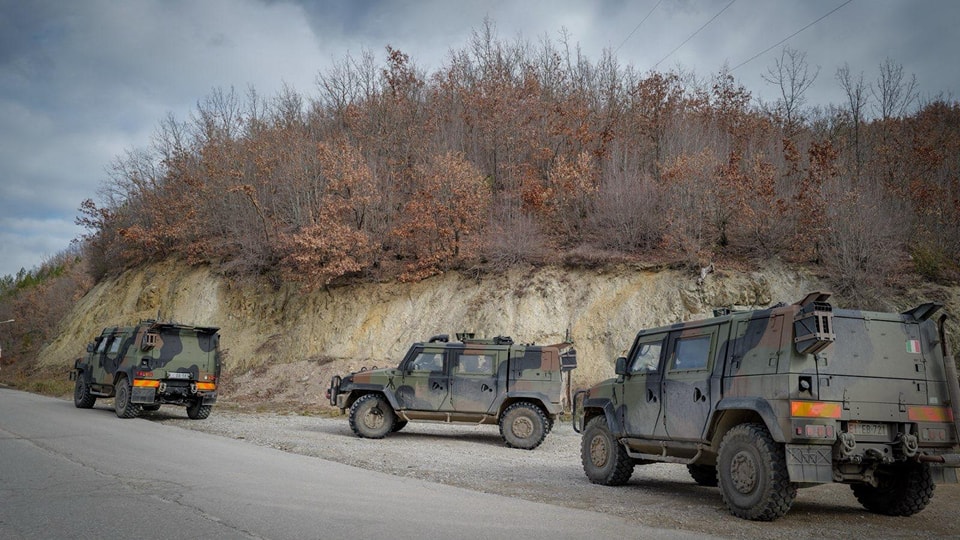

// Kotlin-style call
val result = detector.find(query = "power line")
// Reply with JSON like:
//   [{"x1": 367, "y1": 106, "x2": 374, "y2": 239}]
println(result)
[
  {"x1": 731, "y1": 0, "x2": 854, "y2": 72},
  {"x1": 653, "y1": 0, "x2": 737, "y2": 70},
  {"x1": 615, "y1": 0, "x2": 663, "y2": 55}
]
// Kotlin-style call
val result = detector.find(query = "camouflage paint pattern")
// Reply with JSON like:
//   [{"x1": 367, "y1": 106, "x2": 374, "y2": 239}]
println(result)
[
  {"x1": 72, "y1": 320, "x2": 221, "y2": 406},
  {"x1": 578, "y1": 292, "x2": 960, "y2": 485},
  {"x1": 329, "y1": 334, "x2": 575, "y2": 436}
]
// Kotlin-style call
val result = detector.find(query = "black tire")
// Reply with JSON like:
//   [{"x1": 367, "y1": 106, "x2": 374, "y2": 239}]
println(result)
[
  {"x1": 73, "y1": 373, "x2": 96, "y2": 409},
  {"x1": 114, "y1": 376, "x2": 141, "y2": 419},
  {"x1": 499, "y1": 402, "x2": 548, "y2": 450},
  {"x1": 717, "y1": 423, "x2": 797, "y2": 521},
  {"x1": 141, "y1": 404, "x2": 161, "y2": 412},
  {"x1": 392, "y1": 420, "x2": 408, "y2": 432},
  {"x1": 688, "y1": 464, "x2": 719, "y2": 487},
  {"x1": 851, "y1": 462, "x2": 935, "y2": 516},
  {"x1": 581, "y1": 415, "x2": 635, "y2": 485},
  {"x1": 186, "y1": 401, "x2": 212, "y2": 420},
  {"x1": 349, "y1": 394, "x2": 395, "y2": 439}
]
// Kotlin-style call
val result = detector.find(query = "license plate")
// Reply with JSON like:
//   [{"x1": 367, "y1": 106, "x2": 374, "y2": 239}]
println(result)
[
  {"x1": 167, "y1": 372, "x2": 191, "y2": 380},
  {"x1": 847, "y1": 422, "x2": 889, "y2": 437}
]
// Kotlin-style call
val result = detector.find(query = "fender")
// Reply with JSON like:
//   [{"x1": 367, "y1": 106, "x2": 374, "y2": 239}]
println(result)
[
  {"x1": 582, "y1": 397, "x2": 625, "y2": 437},
  {"x1": 500, "y1": 391, "x2": 562, "y2": 415},
  {"x1": 713, "y1": 396, "x2": 786, "y2": 442},
  {"x1": 346, "y1": 384, "x2": 402, "y2": 411}
]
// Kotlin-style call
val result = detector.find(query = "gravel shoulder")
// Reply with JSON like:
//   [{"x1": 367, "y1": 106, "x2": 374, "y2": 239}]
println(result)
[{"x1": 140, "y1": 406, "x2": 960, "y2": 540}]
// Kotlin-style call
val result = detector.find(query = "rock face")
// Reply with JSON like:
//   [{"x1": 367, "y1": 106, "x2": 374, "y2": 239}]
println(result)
[{"x1": 40, "y1": 259, "x2": 829, "y2": 398}]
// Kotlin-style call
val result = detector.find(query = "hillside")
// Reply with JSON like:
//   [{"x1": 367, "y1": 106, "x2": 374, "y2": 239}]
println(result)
[{"x1": 36, "y1": 259, "x2": 960, "y2": 409}]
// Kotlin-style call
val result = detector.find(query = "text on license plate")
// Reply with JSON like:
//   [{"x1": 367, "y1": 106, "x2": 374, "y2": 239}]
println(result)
[
  {"x1": 167, "y1": 372, "x2": 192, "y2": 380},
  {"x1": 847, "y1": 422, "x2": 889, "y2": 436}
]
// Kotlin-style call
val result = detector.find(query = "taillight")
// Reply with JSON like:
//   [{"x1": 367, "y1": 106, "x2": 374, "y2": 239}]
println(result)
[
  {"x1": 132, "y1": 379, "x2": 160, "y2": 388},
  {"x1": 908, "y1": 405, "x2": 954, "y2": 422},
  {"x1": 195, "y1": 382, "x2": 216, "y2": 391},
  {"x1": 790, "y1": 400, "x2": 842, "y2": 418}
]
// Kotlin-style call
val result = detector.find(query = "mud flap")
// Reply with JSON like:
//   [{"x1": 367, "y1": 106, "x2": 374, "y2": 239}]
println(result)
[
  {"x1": 785, "y1": 444, "x2": 833, "y2": 483},
  {"x1": 931, "y1": 463, "x2": 959, "y2": 483},
  {"x1": 131, "y1": 387, "x2": 157, "y2": 403}
]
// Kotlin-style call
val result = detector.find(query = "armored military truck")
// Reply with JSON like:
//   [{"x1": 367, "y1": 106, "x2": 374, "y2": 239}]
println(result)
[
  {"x1": 70, "y1": 321, "x2": 221, "y2": 419},
  {"x1": 327, "y1": 333, "x2": 576, "y2": 449},
  {"x1": 575, "y1": 292, "x2": 960, "y2": 521}
]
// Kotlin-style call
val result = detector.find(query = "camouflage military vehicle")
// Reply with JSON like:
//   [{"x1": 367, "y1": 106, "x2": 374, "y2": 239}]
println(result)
[
  {"x1": 575, "y1": 292, "x2": 960, "y2": 521},
  {"x1": 70, "y1": 321, "x2": 221, "y2": 419},
  {"x1": 327, "y1": 333, "x2": 577, "y2": 449}
]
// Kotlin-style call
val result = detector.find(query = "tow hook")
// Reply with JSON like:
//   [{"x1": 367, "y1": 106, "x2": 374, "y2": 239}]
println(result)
[
  {"x1": 838, "y1": 432, "x2": 857, "y2": 459},
  {"x1": 898, "y1": 433, "x2": 919, "y2": 458}
]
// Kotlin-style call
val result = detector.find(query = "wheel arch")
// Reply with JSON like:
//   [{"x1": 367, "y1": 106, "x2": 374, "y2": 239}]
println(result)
[
  {"x1": 581, "y1": 398, "x2": 624, "y2": 437},
  {"x1": 342, "y1": 386, "x2": 399, "y2": 411},
  {"x1": 709, "y1": 397, "x2": 785, "y2": 448},
  {"x1": 497, "y1": 394, "x2": 551, "y2": 419}
]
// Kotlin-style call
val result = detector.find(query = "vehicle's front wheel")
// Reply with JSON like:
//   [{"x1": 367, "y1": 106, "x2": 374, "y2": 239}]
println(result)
[
  {"x1": 581, "y1": 415, "x2": 634, "y2": 485},
  {"x1": 73, "y1": 373, "x2": 96, "y2": 409},
  {"x1": 349, "y1": 394, "x2": 395, "y2": 439},
  {"x1": 851, "y1": 462, "x2": 934, "y2": 516},
  {"x1": 717, "y1": 423, "x2": 796, "y2": 521},
  {"x1": 499, "y1": 402, "x2": 548, "y2": 450},
  {"x1": 186, "y1": 401, "x2": 212, "y2": 420},
  {"x1": 114, "y1": 376, "x2": 141, "y2": 419},
  {"x1": 687, "y1": 463, "x2": 719, "y2": 487}
]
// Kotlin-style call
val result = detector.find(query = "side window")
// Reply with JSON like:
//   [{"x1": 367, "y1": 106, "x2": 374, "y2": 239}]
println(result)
[
  {"x1": 96, "y1": 336, "x2": 111, "y2": 354},
  {"x1": 108, "y1": 336, "x2": 123, "y2": 355},
  {"x1": 629, "y1": 340, "x2": 664, "y2": 374},
  {"x1": 410, "y1": 351, "x2": 444, "y2": 373},
  {"x1": 671, "y1": 335, "x2": 712, "y2": 371},
  {"x1": 456, "y1": 354, "x2": 494, "y2": 375}
]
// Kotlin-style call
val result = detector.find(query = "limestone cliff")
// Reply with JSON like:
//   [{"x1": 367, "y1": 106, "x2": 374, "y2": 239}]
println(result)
[{"x1": 38, "y1": 260, "x2": 957, "y2": 409}]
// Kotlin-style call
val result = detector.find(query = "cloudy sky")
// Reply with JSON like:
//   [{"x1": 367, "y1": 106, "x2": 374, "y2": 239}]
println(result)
[{"x1": 1, "y1": 0, "x2": 958, "y2": 278}]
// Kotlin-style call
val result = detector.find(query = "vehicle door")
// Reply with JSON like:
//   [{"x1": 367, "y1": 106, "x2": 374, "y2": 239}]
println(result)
[
  {"x1": 621, "y1": 333, "x2": 667, "y2": 438},
  {"x1": 397, "y1": 346, "x2": 450, "y2": 411},
  {"x1": 449, "y1": 347, "x2": 501, "y2": 414},
  {"x1": 90, "y1": 332, "x2": 117, "y2": 384},
  {"x1": 661, "y1": 325, "x2": 722, "y2": 441}
]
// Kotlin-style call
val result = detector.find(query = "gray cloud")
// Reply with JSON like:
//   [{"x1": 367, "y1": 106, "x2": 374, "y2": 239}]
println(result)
[{"x1": 1, "y1": 0, "x2": 957, "y2": 277}]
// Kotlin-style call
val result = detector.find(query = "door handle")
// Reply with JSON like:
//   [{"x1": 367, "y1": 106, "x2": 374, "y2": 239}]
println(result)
[
  {"x1": 481, "y1": 383, "x2": 493, "y2": 392},
  {"x1": 694, "y1": 387, "x2": 706, "y2": 402},
  {"x1": 646, "y1": 389, "x2": 657, "y2": 403},
  {"x1": 431, "y1": 381, "x2": 443, "y2": 390}
]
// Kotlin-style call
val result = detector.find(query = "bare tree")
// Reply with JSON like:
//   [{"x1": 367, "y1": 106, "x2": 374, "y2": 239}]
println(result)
[
  {"x1": 871, "y1": 57, "x2": 918, "y2": 120},
  {"x1": 836, "y1": 63, "x2": 868, "y2": 177},
  {"x1": 761, "y1": 46, "x2": 819, "y2": 134}
]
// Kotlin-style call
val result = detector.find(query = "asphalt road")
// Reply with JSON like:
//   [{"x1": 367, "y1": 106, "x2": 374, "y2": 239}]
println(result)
[{"x1": 0, "y1": 388, "x2": 708, "y2": 540}]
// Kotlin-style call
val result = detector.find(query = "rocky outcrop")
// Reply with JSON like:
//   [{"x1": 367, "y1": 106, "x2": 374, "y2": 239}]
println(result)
[{"x1": 40, "y1": 259, "x2": 837, "y2": 397}]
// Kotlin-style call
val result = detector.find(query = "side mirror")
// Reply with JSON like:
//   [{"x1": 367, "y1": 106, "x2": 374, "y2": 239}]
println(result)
[
  {"x1": 86, "y1": 343, "x2": 95, "y2": 353},
  {"x1": 615, "y1": 356, "x2": 628, "y2": 376}
]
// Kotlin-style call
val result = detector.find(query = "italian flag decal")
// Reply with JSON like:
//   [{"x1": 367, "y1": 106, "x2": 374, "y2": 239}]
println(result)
[{"x1": 906, "y1": 339, "x2": 921, "y2": 354}]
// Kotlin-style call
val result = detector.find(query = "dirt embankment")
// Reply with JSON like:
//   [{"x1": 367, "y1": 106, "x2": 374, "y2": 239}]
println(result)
[{"x1": 40, "y1": 259, "x2": 841, "y2": 392}]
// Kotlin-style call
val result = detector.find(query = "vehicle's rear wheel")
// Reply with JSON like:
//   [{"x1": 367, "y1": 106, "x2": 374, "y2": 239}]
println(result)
[
  {"x1": 687, "y1": 464, "x2": 719, "y2": 487},
  {"x1": 581, "y1": 415, "x2": 635, "y2": 485},
  {"x1": 717, "y1": 423, "x2": 796, "y2": 521},
  {"x1": 114, "y1": 376, "x2": 141, "y2": 419},
  {"x1": 851, "y1": 462, "x2": 934, "y2": 516},
  {"x1": 349, "y1": 394, "x2": 395, "y2": 439},
  {"x1": 499, "y1": 402, "x2": 548, "y2": 450},
  {"x1": 186, "y1": 401, "x2": 212, "y2": 420},
  {"x1": 73, "y1": 373, "x2": 96, "y2": 409}
]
